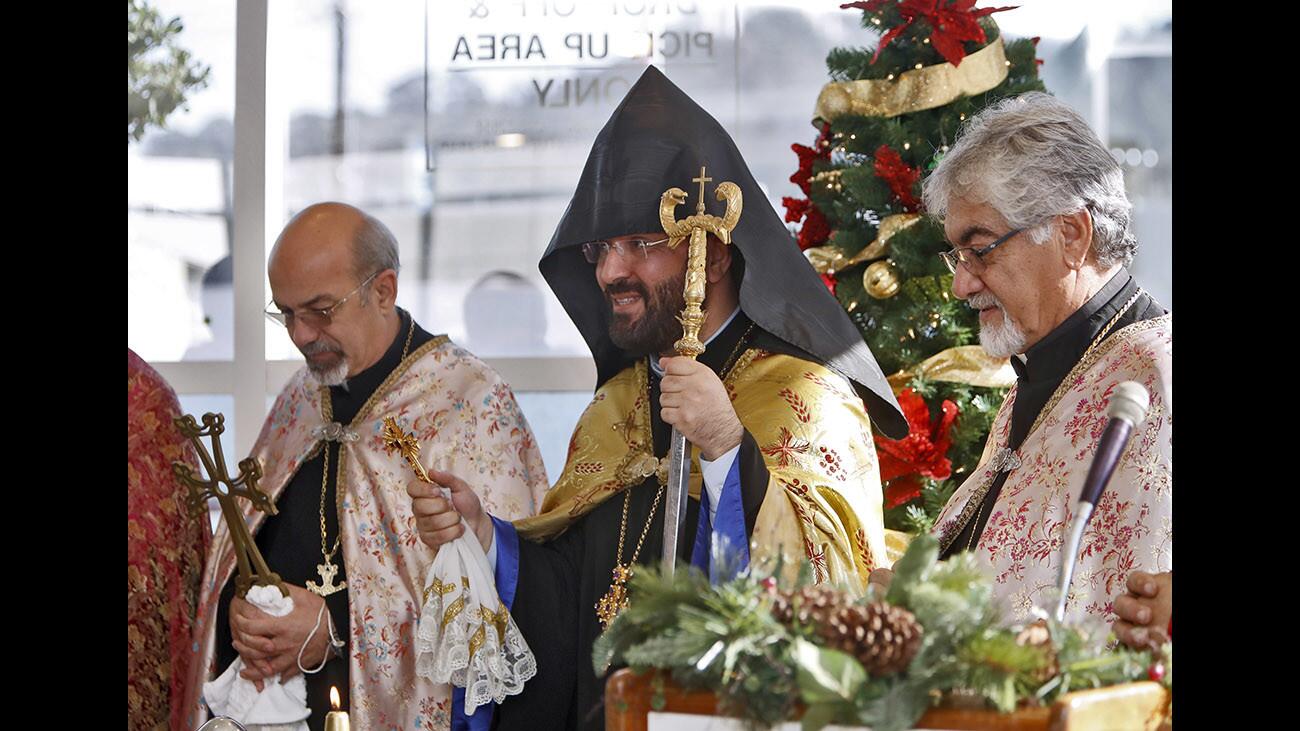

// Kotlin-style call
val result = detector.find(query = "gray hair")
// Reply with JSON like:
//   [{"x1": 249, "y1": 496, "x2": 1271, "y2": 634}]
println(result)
[
  {"x1": 353, "y1": 212, "x2": 401, "y2": 297},
  {"x1": 922, "y1": 92, "x2": 1137, "y2": 267}
]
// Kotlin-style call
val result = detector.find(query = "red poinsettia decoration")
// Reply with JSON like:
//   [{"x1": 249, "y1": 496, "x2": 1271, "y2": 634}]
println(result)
[
  {"x1": 873, "y1": 145, "x2": 922, "y2": 212},
  {"x1": 787, "y1": 122, "x2": 832, "y2": 196},
  {"x1": 875, "y1": 387, "x2": 958, "y2": 508},
  {"x1": 842, "y1": 0, "x2": 1017, "y2": 67},
  {"x1": 797, "y1": 206, "x2": 832, "y2": 250},
  {"x1": 782, "y1": 196, "x2": 811, "y2": 224},
  {"x1": 783, "y1": 122, "x2": 835, "y2": 252}
]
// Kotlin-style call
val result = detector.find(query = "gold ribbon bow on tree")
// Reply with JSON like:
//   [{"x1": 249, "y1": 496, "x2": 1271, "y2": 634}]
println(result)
[
  {"x1": 813, "y1": 36, "x2": 1010, "y2": 124},
  {"x1": 886, "y1": 345, "x2": 1016, "y2": 394}
]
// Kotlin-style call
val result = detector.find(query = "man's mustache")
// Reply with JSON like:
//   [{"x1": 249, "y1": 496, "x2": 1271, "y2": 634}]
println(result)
[
  {"x1": 301, "y1": 341, "x2": 343, "y2": 356},
  {"x1": 967, "y1": 293, "x2": 1004, "y2": 311},
  {"x1": 604, "y1": 279, "x2": 650, "y2": 305}
]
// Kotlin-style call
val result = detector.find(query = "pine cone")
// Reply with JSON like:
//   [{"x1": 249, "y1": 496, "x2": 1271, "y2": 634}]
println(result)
[
  {"x1": 1014, "y1": 619, "x2": 1059, "y2": 682},
  {"x1": 769, "y1": 586, "x2": 923, "y2": 677},
  {"x1": 822, "y1": 602, "x2": 923, "y2": 676},
  {"x1": 769, "y1": 584, "x2": 845, "y2": 629}
]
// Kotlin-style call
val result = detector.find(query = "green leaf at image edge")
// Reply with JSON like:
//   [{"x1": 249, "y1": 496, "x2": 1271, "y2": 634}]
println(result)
[{"x1": 793, "y1": 637, "x2": 867, "y2": 705}]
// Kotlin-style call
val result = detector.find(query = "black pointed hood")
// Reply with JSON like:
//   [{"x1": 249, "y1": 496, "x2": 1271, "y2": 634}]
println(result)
[{"x1": 539, "y1": 66, "x2": 907, "y2": 439}]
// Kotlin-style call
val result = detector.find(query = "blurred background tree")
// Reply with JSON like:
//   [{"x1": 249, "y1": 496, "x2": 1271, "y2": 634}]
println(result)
[{"x1": 128, "y1": 0, "x2": 211, "y2": 142}]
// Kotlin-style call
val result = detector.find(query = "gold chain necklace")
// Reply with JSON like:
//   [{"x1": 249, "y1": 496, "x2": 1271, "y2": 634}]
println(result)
[
  {"x1": 595, "y1": 322, "x2": 756, "y2": 629},
  {"x1": 307, "y1": 315, "x2": 416, "y2": 597},
  {"x1": 959, "y1": 290, "x2": 1143, "y2": 555},
  {"x1": 595, "y1": 482, "x2": 666, "y2": 629}
]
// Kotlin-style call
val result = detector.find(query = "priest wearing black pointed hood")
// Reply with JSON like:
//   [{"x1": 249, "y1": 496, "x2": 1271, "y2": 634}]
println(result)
[{"x1": 409, "y1": 67, "x2": 907, "y2": 731}]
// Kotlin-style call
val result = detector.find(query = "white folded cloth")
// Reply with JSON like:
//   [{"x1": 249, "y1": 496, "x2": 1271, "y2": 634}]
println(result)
[
  {"x1": 202, "y1": 584, "x2": 311, "y2": 731},
  {"x1": 414, "y1": 509, "x2": 536, "y2": 714}
]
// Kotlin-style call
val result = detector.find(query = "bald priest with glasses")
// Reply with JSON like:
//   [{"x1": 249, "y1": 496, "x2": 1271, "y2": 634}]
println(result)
[
  {"x1": 872, "y1": 92, "x2": 1172, "y2": 630},
  {"x1": 180, "y1": 202, "x2": 550, "y2": 730}
]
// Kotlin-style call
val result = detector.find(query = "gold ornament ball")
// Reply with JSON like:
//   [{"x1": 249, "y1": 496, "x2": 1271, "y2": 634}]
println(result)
[{"x1": 864, "y1": 260, "x2": 901, "y2": 299}]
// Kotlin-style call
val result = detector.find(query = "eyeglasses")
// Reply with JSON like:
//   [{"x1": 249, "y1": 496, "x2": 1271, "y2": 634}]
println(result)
[
  {"x1": 580, "y1": 236, "x2": 670, "y2": 264},
  {"x1": 265, "y1": 271, "x2": 380, "y2": 330},
  {"x1": 939, "y1": 228, "x2": 1024, "y2": 275}
]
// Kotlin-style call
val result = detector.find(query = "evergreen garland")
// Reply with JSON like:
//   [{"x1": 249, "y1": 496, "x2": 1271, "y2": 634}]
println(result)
[{"x1": 595, "y1": 536, "x2": 1171, "y2": 731}]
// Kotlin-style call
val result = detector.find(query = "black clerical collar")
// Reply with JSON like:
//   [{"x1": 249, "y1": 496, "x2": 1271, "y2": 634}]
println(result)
[
  {"x1": 648, "y1": 307, "x2": 747, "y2": 379},
  {"x1": 1010, "y1": 270, "x2": 1134, "y2": 383},
  {"x1": 330, "y1": 308, "x2": 415, "y2": 403}
]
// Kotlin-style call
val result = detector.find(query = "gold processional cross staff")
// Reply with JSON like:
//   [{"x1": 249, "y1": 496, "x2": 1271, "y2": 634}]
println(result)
[
  {"x1": 656, "y1": 165, "x2": 744, "y2": 576},
  {"x1": 172, "y1": 412, "x2": 287, "y2": 598},
  {"x1": 596, "y1": 167, "x2": 745, "y2": 629}
]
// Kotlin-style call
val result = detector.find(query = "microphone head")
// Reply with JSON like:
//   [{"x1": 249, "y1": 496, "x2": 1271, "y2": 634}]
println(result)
[{"x1": 1107, "y1": 381, "x2": 1150, "y2": 426}]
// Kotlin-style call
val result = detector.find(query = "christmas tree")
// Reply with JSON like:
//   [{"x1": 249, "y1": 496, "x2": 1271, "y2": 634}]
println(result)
[{"x1": 783, "y1": 1, "x2": 1047, "y2": 533}]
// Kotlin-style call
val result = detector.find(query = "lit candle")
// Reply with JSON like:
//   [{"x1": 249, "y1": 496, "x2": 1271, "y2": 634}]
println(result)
[{"x1": 324, "y1": 686, "x2": 350, "y2": 731}]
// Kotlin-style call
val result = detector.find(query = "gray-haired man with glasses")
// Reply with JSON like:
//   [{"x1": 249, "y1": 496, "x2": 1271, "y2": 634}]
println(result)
[
  {"x1": 183, "y1": 202, "x2": 549, "y2": 730},
  {"x1": 869, "y1": 93, "x2": 1172, "y2": 633}
]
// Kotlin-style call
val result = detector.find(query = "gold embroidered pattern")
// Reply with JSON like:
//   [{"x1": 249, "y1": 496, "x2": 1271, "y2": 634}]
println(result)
[
  {"x1": 513, "y1": 343, "x2": 887, "y2": 594},
  {"x1": 853, "y1": 528, "x2": 876, "y2": 574},
  {"x1": 467, "y1": 622, "x2": 487, "y2": 661},
  {"x1": 422, "y1": 576, "x2": 457, "y2": 605},
  {"x1": 439, "y1": 576, "x2": 472, "y2": 631},
  {"x1": 481, "y1": 604, "x2": 509, "y2": 644}
]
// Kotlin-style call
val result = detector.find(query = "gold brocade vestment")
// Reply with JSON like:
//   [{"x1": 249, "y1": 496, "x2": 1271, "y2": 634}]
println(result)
[{"x1": 514, "y1": 347, "x2": 889, "y2": 593}]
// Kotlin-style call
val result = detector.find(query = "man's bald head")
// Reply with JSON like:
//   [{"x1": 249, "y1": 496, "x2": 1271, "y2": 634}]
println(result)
[
  {"x1": 270, "y1": 202, "x2": 400, "y2": 284},
  {"x1": 267, "y1": 202, "x2": 404, "y2": 384}
]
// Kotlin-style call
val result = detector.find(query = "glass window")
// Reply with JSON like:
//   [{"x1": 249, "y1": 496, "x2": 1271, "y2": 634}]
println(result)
[
  {"x1": 515, "y1": 391, "x2": 594, "y2": 480},
  {"x1": 128, "y1": 0, "x2": 236, "y2": 362},
  {"x1": 266, "y1": 0, "x2": 595, "y2": 361},
  {"x1": 1002, "y1": 2, "x2": 1172, "y2": 306},
  {"x1": 1108, "y1": 49, "x2": 1172, "y2": 308},
  {"x1": 176, "y1": 393, "x2": 236, "y2": 533},
  {"x1": 130, "y1": 1, "x2": 1171, "y2": 467}
]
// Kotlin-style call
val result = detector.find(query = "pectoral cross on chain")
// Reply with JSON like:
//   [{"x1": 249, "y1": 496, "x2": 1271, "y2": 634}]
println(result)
[{"x1": 309, "y1": 558, "x2": 345, "y2": 597}]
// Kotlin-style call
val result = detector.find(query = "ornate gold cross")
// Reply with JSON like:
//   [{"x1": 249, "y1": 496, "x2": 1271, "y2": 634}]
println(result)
[
  {"x1": 381, "y1": 417, "x2": 434, "y2": 483},
  {"x1": 310, "y1": 560, "x2": 344, "y2": 597},
  {"x1": 172, "y1": 413, "x2": 286, "y2": 598},
  {"x1": 658, "y1": 165, "x2": 744, "y2": 358}
]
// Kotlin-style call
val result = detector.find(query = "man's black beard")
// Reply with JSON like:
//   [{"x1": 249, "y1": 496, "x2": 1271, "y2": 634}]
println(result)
[{"x1": 605, "y1": 273, "x2": 686, "y2": 356}]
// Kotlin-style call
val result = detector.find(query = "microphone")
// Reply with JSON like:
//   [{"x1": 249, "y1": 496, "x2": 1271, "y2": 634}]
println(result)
[{"x1": 1053, "y1": 381, "x2": 1150, "y2": 622}]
